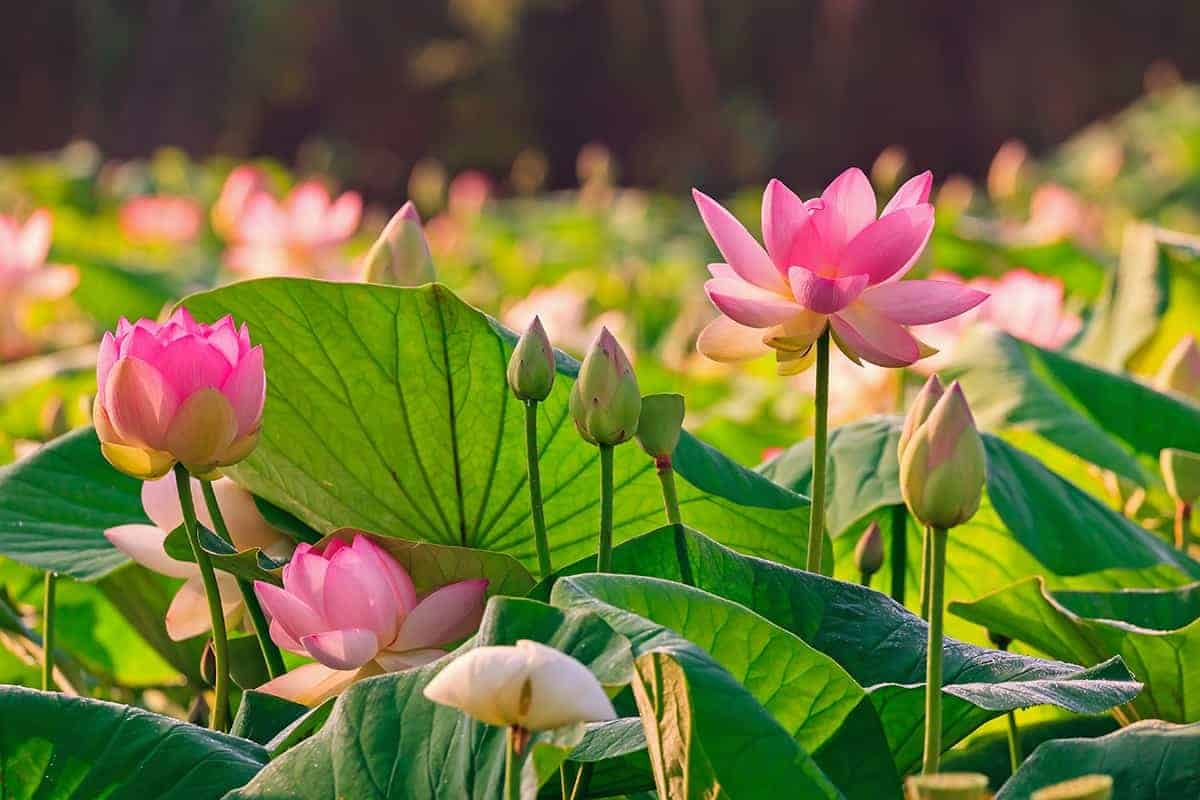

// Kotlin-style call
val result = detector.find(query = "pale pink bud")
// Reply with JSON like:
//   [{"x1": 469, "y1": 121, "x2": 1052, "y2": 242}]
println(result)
[
  {"x1": 900, "y1": 382, "x2": 986, "y2": 529},
  {"x1": 360, "y1": 202, "x2": 435, "y2": 286}
]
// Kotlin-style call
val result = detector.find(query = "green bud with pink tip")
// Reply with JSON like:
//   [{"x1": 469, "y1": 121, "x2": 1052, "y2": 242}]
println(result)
[
  {"x1": 899, "y1": 374, "x2": 945, "y2": 461},
  {"x1": 507, "y1": 316, "x2": 556, "y2": 402},
  {"x1": 569, "y1": 328, "x2": 641, "y2": 446},
  {"x1": 854, "y1": 521, "x2": 884, "y2": 583},
  {"x1": 360, "y1": 202, "x2": 435, "y2": 286},
  {"x1": 900, "y1": 381, "x2": 985, "y2": 530}
]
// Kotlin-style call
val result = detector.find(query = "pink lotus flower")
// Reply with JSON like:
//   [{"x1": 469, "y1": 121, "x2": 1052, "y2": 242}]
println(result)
[
  {"x1": 211, "y1": 166, "x2": 269, "y2": 242},
  {"x1": 93, "y1": 308, "x2": 265, "y2": 480},
  {"x1": 0, "y1": 210, "x2": 78, "y2": 361},
  {"x1": 693, "y1": 168, "x2": 988, "y2": 373},
  {"x1": 221, "y1": 178, "x2": 361, "y2": 279},
  {"x1": 119, "y1": 196, "x2": 203, "y2": 245},
  {"x1": 254, "y1": 534, "x2": 488, "y2": 706},
  {"x1": 104, "y1": 474, "x2": 294, "y2": 641}
]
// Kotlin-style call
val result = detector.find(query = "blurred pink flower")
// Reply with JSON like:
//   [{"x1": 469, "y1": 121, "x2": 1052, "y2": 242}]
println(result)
[
  {"x1": 220, "y1": 176, "x2": 361, "y2": 279},
  {"x1": 503, "y1": 284, "x2": 630, "y2": 357},
  {"x1": 212, "y1": 166, "x2": 268, "y2": 241},
  {"x1": 93, "y1": 308, "x2": 265, "y2": 479},
  {"x1": 798, "y1": 350, "x2": 900, "y2": 424},
  {"x1": 0, "y1": 209, "x2": 78, "y2": 361},
  {"x1": 916, "y1": 268, "x2": 1081, "y2": 371},
  {"x1": 1016, "y1": 183, "x2": 1100, "y2": 246},
  {"x1": 120, "y1": 196, "x2": 203, "y2": 245},
  {"x1": 447, "y1": 170, "x2": 493, "y2": 218},
  {"x1": 104, "y1": 474, "x2": 294, "y2": 641},
  {"x1": 694, "y1": 168, "x2": 987, "y2": 374},
  {"x1": 254, "y1": 534, "x2": 488, "y2": 706}
]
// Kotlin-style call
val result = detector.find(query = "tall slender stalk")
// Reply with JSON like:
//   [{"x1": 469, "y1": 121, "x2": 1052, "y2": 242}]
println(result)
[
  {"x1": 922, "y1": 526, "x2": 949, "y2": 774},
  {"x1": 41, "y1": 572, "x2": 56, "y2": 691},
  {"x1": 505, "y1": 726, "x2": 524, "y2": 800},
  {"x1": 524, "y1": 401, "x2": 553, "y2": 580},
  {"x1": 1175, "y1": 500, "x2": 1192, "y2": 553},
  {"x1": 569, "y1": 763, "x2": 594, "y2": 800},
  {"x1": 919, "y1": 525, "x2": 932, "y2": 620},
  {"x1": 890, "y1": 504, "x2": 907, "y2": 605},
  {"x1": 199, "y1": 480, "x2": 286, "y2": 680},
  {"x1": 1005, "y1": 708, "x2": 1022, "y2": 775},
  {"x1": 597, "y1": 444, "x2": 615, "y2": 572},
  {"x1": 174, "y1": 464, "x2": 230, "y2": 731},
  {"x1": 655, "y1": 457, "x2": 683, "y2": 526},
  {"x1": 806, "y1": 330, "x2": 831, "y2": 574}
]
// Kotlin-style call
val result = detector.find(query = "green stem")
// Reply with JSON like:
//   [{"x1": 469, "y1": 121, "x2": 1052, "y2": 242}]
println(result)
[
  {"x1": 199, "y1": 480, "x2": 286, "y2": 679},
  {"x1": 41, "y1": 571, "x2": 56, "y2": 691},
  {"x1": 597, "y1": 444, "x2": 615, "y2": 572},
  {"x1": 860, "y1": 571, "x2": 871, "y2": 587},
  {"x1": 569, "y1": 763, "x2": 593, "y2": 800},
  {"x1": 505, "y1": 726, "x2": 523, "y2": 800},
  {"x1": 890, "y1": 504, "x2": 907, "y2": 605},
  {"x1": 921, "y1": 526, "x2": 949, "y2": 774},
  {"x1": 1005, "y1": 709, "x2": 1022, "y2": 775},
  {"x1": 656, "y1": 457, "x2": 683, "y2": 526},
  {"x1": 525, "y1": 401, "x2": 553, "y2": 580},
  {"x1": 919, "y1": 525, "x2": 932, "y2": 620},
  {"x1": 175, "y1": 465, "x2": 230, "y2": 731},
  {"x1": 806, "y1": 330, "x2": 831, "y2": 574}
]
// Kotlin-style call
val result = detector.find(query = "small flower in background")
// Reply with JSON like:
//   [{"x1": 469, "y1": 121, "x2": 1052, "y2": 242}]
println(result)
[
  {"x1": 93, "y1": 308, "x2": 265, "y2": 479},
  {"x1": 916, "y1": 268, "x2": 1082, "y2": 372},
  {"x1": 694, "y1": 168, "x2": 988, "y2": 374},
  {"x1": 502, "y1": 283, "x2": 631, "y2": 357},
  {"x1": 104, "y1": 475, "x2": 293, "y2": 641},
  {"x1": 119, "y1": 195, "x2": 203, "y2": 245},
  {"x1": 254, "y1": 534, "x2": 488, "y2": 706},
  {"x1": 211, "y1": 165, "x2": 268, "y2": 242},
  {"x1": 424, "y1": 639, "x2": 616, "y2": 731},
  {"x1": 218, "y1": 171, "x2": 361, "y2": 279},
  {"x1": 0, "y1": 209, "x2": 78, "y2": 361},
  {"x1": 1016, "y1": 183, "x2": 1101, "y2": 246},
  {"x1": 447, "y1": 170, "x2": 492, "y2": 218}
]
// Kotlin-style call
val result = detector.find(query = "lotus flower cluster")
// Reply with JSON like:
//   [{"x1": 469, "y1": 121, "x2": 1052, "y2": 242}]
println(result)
[
  {"x1": 254, "y1": 534, "x2": 488, "y2": 706},
  {"x1": 104, "y1": 475, "x2": 293, "y2": 641},
  {"x1": 694, "y1": 168, "x2": 987, "y2": 373},
  {"x1": 215, "y1": 166, "x2": 362, "y2": 279},
  {"x1": 93, "y1": 308, "x2": 265, "y2": 480},
  {"x1": 0, "y1": 210, "x2": 78, "y2": 361}
]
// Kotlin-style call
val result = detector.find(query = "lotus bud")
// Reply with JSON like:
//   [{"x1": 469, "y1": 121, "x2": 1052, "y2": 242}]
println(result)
[
  {"x1": 506, "y1": 316, "x2": 556, "y2": 402},
  {"x1": 900, "y1": 382, "x2": 986, "y2": 529},
  {"x1": 569, "y1": 328, "x2": 640, "y2": 446},
  {"x1": 1031, "y1": 774, "x2": 1113, "y2": 800},
  {"x1": 423, "y1": 639, "x2": 617, "y2": 731},
  {"x1": 899, "y1": 374, "x2": 945, "y2": 461},
  {"x1": 93, "y1": 309, "x2": 265, "y2": 479},
  {"x1": 360, "y1": 202, "x2": 435, "y2": 286},
  {"x1": 636, "y1": 393, "x2": 684, "y2": 461},
  {"x1": 1161, "y1": 448, "x2": 1200, "y2": 505},
  {"x1": 904, "y1": 773, "x2": 988, "y2": 800},
  {"x1": 1155, "y1": 335, "x2": 1200, "y2": 401},
  {"x1": 854, "y1": 521, "x2": 884, "y2": 581}
]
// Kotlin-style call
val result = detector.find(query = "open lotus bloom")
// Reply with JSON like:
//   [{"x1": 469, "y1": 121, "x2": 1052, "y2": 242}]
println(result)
[
  {"x1": 93, "y1": 308, "x2": 265, "y2": 480},
  {"x1": 104, "y1": 474, "x2": 294, "y2": 641},
  {"x1": 254, "y1": 535, "x2": 488, "y2": 706},
  {"x1": 222, "y1": 179, "x2": 361, "y2": 279},
  {"x1": 0, "y1": 209, "x2": 78, "y2": 361},
  {"x1": 424, "y1": 639, "x2": 617, "y2": 731},
  {"x1": 694, "y1": 168, "x2": 988, "y2": 374}
]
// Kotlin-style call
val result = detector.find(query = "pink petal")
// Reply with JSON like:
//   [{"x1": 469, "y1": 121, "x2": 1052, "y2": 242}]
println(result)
[
  {"x1": 761, "y1": 179, "x2": 811, "y2": 270},
  {"x1": 692, "y1": 189, "x2": 788, "y2": 293},
  {"x1": 282, "y1": 547, "x2": 329, "y2": 611},
  {"x1": 269, "y1": 619, "x2": 306, "y2": 654},
  {"x1": 208, "y1": 477, "x2": 288, "y2": 555},
  {"x1": 204, "y1": 318, "x2": 241, "y2": 365},
  {"x1": 157, "y1": 336, "x2": 234, "y2": 400},
  {"x1": 301, "y1": 628, "x2": 380, "y2": 670},
  {"x1": 21, "y1": 265, "x2": 77, "y2": 298},
  {"x1": 787, "y1": 267, "x2": 868, "y2": 314},
  {"x1": 166, "y1": 574, "x2": 242, "y2": 641},
  {"x1": 830, "y1": 302, "x2": 921, "y2": 367},
  {"x1": 255, "y1": 580, "x2": 327, "y2": 643},
  {"x1": 858, "y1": 280, "x2": 989, "y2": 325},
  {"x1": 881, "y1": 171, "x2": 933, "y2": 217},
  {"x1": 256, "y1": 662, "x2": 358, "y2": 706},
  {"x1": 696, "y1": 316, "x2": 771, "y2": 363},
  {"x1": 352, "y1": 536, "x2": 417, "y2": 615},
  {"x1": 286, "y1": 182, "x2": 332, "y2": 230},
  {"x1": 141, "y1": 473, "x2": 187, "y2": 532},
  {"x1": 705, "y1": 277, "x2": 802, "y2": 328},
  {"x1": 119, "y1": 325, "x2": 165, "y2": 364},
  {"x1": 97, "y1": 332, "x2": 119, "y2": 397},
  {"x1": 389, "y1": 579, "x2": 488, "y2": 652},
  {"x1": 221, "y1": 345, "x2": 265, "y2": 437},
  {"x1": 322, "y1": 547, "x2": 399, "y2": 642},
  {"x1": 838, "y1": 205, "x2": 934, "y2": 284},
  {"x1": 811, "y1": 167, "x2": 877, "y2": 263},
  {"x1": 374, "y1": 648, "x2": 446, "y2": 672},
  {"x1": 104, "y1": 358, "x2": 181, "y2": 451},
  {"x1": 325, "y1": 192, "x2": 362, "y2": 241},
  {"x1": 18, "y1": 210, "x2": 52, "y2": 266},
  {"x1": 706, "y1": 263, "x2": 738, "y2": 280},
  {"x1": 104, "y1": 524, "x2": 197, "y2": 579},
  {"x1": 397, "y1": 200, "x2": 421, "y2": 223}
]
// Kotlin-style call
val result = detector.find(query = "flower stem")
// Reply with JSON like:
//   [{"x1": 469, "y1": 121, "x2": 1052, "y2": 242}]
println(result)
[
  {"x1": 569, "y1": 764, "x2": 593, "y2": 800},
  {"x1": 890, "y1": 504, "x2": 907, "y2": 605},
  {"x1": 41, "y1": 571, "x2": 56, "y2": 691},
  {"x1": 505, "y1": 725, "x2": 524, "y2": 800},
  {"x1": 919, "y1": 525, "x2": 932, "y2": 620},
  {"x1": 655, "y1": 456, "x2": 683, "y2": 527},
  {"x1": 860, "y1": 571, "x2": 872, "y2": 587},
  {"x1": 1005, "y1": 709, "x2": 1022, "y2": 775},
  {"x1": 1175, "y1": 499, "x2": 1192, "y2": 553},
  {"x1": 174, "y1": 465, "x2": 230, "y2": 731},
  {"x1": 525, "y1": 400, "x2": 553, "y2": 580},
  {"x1": 806, "y1": 330, "x2": 831, "y2": 574},
  {"x1": 199, "y1": 480, "x2": 286, "y2": 680},
  {"x1": 921, "y1": 526, "x2": 949, "y2": 774},
  {"x1": 597, "y1": 444, "x2": 615, "y2": 572}
]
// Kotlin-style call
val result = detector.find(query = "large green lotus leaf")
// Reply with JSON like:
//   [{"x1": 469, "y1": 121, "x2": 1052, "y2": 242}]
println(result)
[
  {"x1": 551, "y1": 572, "x2": 898, "y2": 799},
  {"x1": 947, "y1": 328, "x2": 1200, "y2": 484},
  {"x1": 996, "y1": 720, "x2": 1200, "y2": 799},
  {"x1": 759, "y1": 417, "x2": 1199, "y2": 640},
  {"x1": 542, "y1": 526, "x2": 1142, "y2": 775},
  {"x1": 183, "y1": 278, "x2": 817, "y2": 571},
  {"x1": 228, "y1": 596, "x2": 634, "y2": 800},
  {"x1": 951, "y1": 577, "x2": 1200, "y2": 723},
  {"x1": 0, "y1": 685, "x2": 266, "y2": 798}
]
